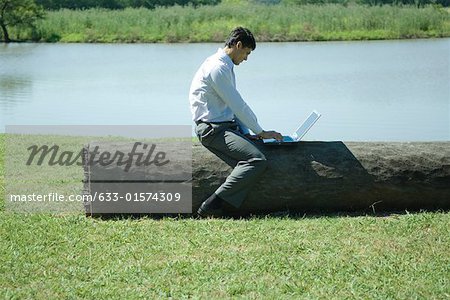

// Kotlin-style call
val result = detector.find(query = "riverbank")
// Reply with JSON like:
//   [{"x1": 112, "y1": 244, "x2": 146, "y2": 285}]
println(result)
[{"x1": 12, "y1": 4, "x2": 450, "y2": 43}]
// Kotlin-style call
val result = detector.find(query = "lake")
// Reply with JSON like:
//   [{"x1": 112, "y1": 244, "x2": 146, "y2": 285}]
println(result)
[{"x1": 0, "y1": 39, "x2": 449, "y2": 141}]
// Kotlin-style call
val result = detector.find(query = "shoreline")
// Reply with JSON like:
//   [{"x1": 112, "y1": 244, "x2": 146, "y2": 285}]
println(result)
[
  {"x1": 4, "y1": 35, "x2": 450, "y2": 45},
  {"x1": 4, "y1": 4, "x2": 449, "y2": 43}
]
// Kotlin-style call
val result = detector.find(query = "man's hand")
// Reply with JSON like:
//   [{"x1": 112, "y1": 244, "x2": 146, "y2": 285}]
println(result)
[
  {"x1": 257, "y1": 130, "x2": 283, "y2": 141},
  {"x1": 244, "y1": 134, "x2": 260, "y2": 141}
]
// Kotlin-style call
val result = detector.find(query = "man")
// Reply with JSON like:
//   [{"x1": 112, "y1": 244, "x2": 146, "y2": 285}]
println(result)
[{"x1": 189, "y1": 27, "x2": 282, "y2": 218}]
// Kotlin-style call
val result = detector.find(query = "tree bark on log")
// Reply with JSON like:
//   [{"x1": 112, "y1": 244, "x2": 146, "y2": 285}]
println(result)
[
  {"x1": 83, "y1": 141, "x2": 450, "y2": 215},
  {"x1": 192, "y1": 141, "x2": 450, "y2": 214}
]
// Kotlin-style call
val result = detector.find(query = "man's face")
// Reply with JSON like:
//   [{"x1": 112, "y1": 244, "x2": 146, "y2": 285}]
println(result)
[{"x1": 232, "y1": 42, "x2": 253, "y2": 65}]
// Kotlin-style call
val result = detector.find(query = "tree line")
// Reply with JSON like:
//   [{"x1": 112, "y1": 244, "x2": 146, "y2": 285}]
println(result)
[
  {"x1": 282, "y1": 0, "x2": 450, "y2": 6},
  {"x1": 34, "y1": 0, "x2": 450, "y2": 9},
  {"x1": 35, "y1": 0, "x2": 220, "y2": 9}
]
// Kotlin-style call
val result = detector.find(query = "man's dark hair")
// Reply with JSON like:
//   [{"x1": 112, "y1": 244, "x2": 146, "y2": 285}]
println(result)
[{"x1": 225, "y1": 27, "x2": 256, "y2": 50}]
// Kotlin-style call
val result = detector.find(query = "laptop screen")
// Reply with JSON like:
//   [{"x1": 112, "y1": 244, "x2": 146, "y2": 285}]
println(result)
[{"x1": 293, "y1": 110, "x2": 321, "y2": 141}]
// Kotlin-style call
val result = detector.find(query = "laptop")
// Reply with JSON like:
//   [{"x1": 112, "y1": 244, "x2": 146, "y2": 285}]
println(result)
[{"x1": 263, "y1": 110, "x2": 322, "y2": 145}]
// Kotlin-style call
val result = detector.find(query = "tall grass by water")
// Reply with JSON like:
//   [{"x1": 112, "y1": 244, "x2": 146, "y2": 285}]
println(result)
[{"x1": 19, "y1": 4, "x2": 450, "y2": 43}]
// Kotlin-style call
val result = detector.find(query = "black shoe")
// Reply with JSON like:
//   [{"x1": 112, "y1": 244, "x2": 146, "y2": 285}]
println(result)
[
  {"x1": 197, "y1": 193, "x2": 225, "y2": 218},
  {"x1": 197, "y1": 202, "x2": 225, "y2": 218}
]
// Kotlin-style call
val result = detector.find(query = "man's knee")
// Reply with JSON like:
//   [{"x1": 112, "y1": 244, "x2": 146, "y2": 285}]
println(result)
[{"x1": 251, "y1": 154, "x2": 268, "y2": 173}]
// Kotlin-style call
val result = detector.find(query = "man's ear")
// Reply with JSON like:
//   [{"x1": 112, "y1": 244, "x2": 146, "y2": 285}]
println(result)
[{"x1": 236, "y1": 41, "x2": 243, "y2": 49}]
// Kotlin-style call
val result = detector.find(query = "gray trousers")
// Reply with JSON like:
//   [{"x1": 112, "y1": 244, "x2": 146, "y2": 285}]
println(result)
[{"x1": 195, "y1": 121, "x2": 268, "y2": 208}]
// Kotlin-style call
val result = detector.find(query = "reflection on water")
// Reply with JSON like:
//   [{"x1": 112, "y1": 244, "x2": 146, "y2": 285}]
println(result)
[
  {"x1": 0, "y1": 39, "x2": 449, "y2": 141},
  {"x1": 0, "y1": 75, "x2": 32, "y2": 108}
]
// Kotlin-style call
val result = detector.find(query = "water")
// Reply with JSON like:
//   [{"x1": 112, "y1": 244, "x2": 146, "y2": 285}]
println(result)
[{"x1": 1, "y1": 39, "x2": 449, "y2": 141}]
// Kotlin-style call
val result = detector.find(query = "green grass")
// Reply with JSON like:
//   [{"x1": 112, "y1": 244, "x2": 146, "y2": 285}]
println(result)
[
  {"x1": 2, "y1": 133, "x2": 193, "y2": 214},
  {"x1": 11, "y1": 3, "x2": 450, "y2": 43},
  {"x1": 1, "y1": 212, "x2": 449, "y2": 298},
  {"x1": 1, "y1": 134, "x2": 449, "y2": 298}
]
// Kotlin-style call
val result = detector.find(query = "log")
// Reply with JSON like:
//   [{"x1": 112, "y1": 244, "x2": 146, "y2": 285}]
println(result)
[
  {"x1": 83, "y1": 141, "x2": 450, "y2": 215},
  {"x1": 192, "y1": 141, "x2": 450, "y2": 214}
]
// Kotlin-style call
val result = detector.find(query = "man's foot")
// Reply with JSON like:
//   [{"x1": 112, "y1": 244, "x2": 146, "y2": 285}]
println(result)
[{"x1": 197, "y1": 193, "x2": 226, "y2": 218}]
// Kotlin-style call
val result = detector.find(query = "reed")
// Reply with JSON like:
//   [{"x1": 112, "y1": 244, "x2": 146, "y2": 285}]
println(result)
[{"x1": 11, "y1": 4, "x2": 450, "y2": 42}]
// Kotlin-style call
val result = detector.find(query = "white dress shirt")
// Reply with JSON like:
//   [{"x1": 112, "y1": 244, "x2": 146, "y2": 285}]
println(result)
[{"x1": 189, "y1": 48, "x2": 263, "y2": 135}]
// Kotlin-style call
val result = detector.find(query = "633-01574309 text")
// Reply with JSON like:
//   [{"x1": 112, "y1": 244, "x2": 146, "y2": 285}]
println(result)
[
  {"x1": 8, "y1": 192, "x2": 182, "y2": 202},
  {"x1": 91, "y1": 192, "x2": 182, "y2": 202}
]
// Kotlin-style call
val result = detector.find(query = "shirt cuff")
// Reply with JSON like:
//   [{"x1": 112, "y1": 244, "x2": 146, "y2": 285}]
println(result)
[
  {"x1": 252, "y1": 125, "x2": 264, "y2": 135},
  {"x1": 236, "y1": 118, "x2": 262, "y2": 135}
]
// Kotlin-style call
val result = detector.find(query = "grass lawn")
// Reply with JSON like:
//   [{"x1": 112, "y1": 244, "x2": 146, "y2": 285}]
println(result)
[{"x1": 1, "y1": 134, "x2": 449, "y2": 299}]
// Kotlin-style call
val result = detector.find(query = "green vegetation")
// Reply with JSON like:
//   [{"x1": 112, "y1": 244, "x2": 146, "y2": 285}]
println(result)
[
  {"x1": 7, "y1": 3, "x2": 450, "y2": 43},
  {"x1": 0, "y1": 0, "x2": 45, "y2": 42},
  {"x1": 1, "y1": 134, "x2": 450, "y2": 298},
  {"x1": 36, "y1": 0, "x2": 221, "y2": 10},
  {"x1": 34, "y1": 0, "x2": 450, "y2": 10},
  {"x1": 1, "y1": 211, "x2": 449, "y2": 298}
]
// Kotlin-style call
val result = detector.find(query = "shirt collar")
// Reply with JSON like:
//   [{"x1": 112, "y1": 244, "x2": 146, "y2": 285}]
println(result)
[{"x1": 217, "y1": 48, "x2": 234, "y2": 69}]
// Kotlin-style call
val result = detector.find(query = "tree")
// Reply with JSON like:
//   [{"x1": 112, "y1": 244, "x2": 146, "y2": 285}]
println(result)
[
  {"x1": 84, "y1": 141, "x2": 450, "y2": 215},
  {"x1": 0, "y1": 0, "x2": 44, "y2": 43}
]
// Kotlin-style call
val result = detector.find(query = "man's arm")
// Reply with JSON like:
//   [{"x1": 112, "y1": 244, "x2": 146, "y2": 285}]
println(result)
[
  {"x1": 210, "y1": 66, "x2": 282, "y2": 140},
  {"x1": 209, "y1": 65, "x2": 264, "y2": 135},
  {"x1": 235, "y1": 117, "x2": 250, "y2": 135},
  {"x1": 236, "y1": 118, "x2": 282, "y2": 141}
]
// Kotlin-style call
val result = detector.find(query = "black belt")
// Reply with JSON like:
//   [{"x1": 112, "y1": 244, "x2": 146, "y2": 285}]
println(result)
[{"x1": 195, "y1": 120, "x2": 235, "y2": 125}]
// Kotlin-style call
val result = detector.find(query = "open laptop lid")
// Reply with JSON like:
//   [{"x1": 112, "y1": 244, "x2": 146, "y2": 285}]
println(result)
[
  {"x1": 292, "y1": 110, "x2": 321, "y2": 141},
  {"x1": 263, "y1": 110, "x2": 321, "y2": 144}
]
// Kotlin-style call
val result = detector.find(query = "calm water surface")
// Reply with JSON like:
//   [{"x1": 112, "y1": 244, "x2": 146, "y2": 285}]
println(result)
[{"x1": 0, "y1": 39, "x2": 449, "y2": 141}]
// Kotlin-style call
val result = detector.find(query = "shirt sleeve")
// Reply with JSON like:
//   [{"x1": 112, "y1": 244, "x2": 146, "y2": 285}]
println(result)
[
  {"x1": 235, "y1": 117, "x2": 250, "y2": 135},
  {"x1": 209, "y1": 64, "x2": 264, "y2": 135}
]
